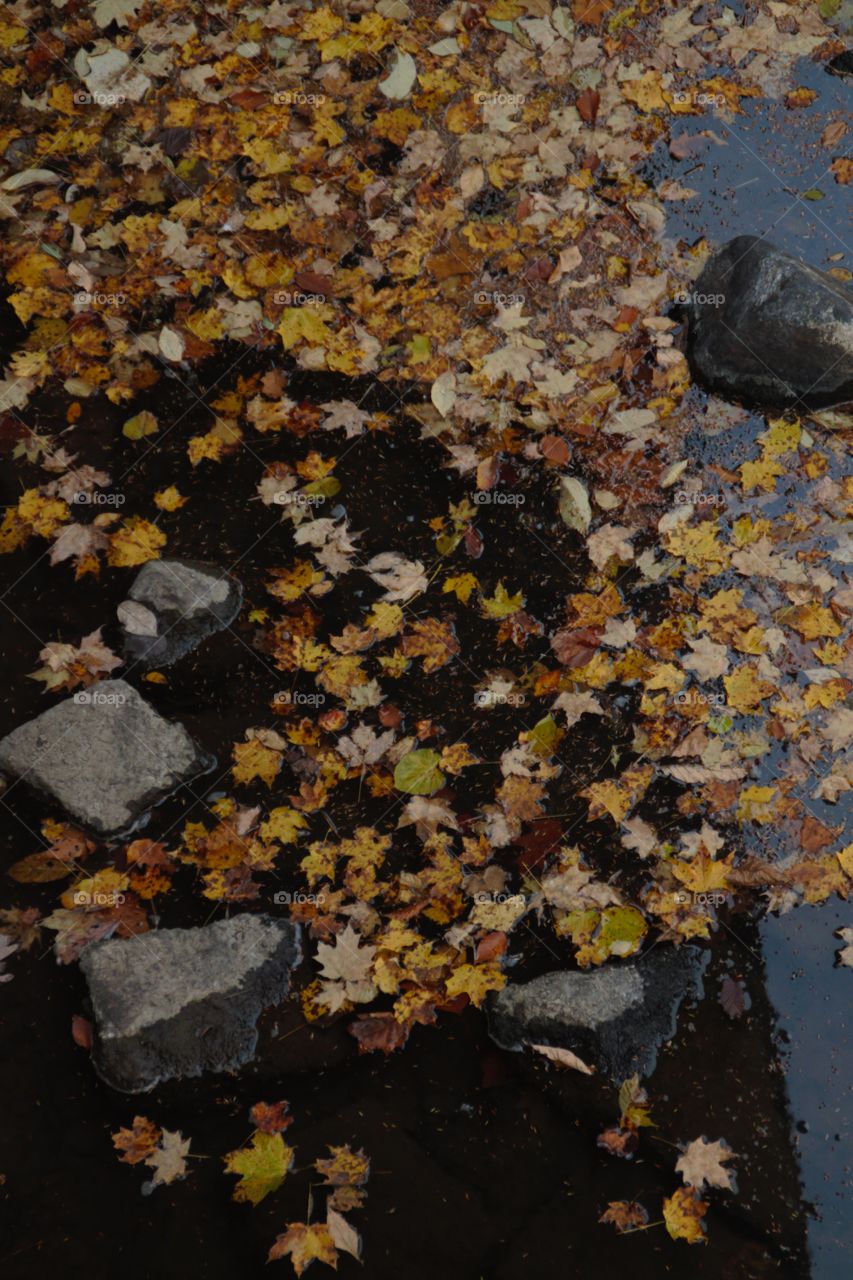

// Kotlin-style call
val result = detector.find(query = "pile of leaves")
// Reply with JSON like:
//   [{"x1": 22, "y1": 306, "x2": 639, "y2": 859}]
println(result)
[{"x1": 0, "y1": 0, "x2": 851, "y2": 1263}]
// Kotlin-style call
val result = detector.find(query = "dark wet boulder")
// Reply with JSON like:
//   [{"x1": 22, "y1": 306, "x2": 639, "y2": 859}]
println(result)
[
  {"x1": 0, "y1": 679, "x2": 213, "y2": 837},
  {"x1": 487, "y1": 944, "x2": 707, "y2": 1080},
  {"x1": 685, "y1": 236, "x2": 853, "y2": 408},
  {"x1": 117, "y1": 558, "x2": 242, "y2": 667},
  {"x1": 79, "y1": 914, "x2": 301, "y2": 1092},
  {"x1": 827, "y1": 48, "x2": 853, "y2": 75}
]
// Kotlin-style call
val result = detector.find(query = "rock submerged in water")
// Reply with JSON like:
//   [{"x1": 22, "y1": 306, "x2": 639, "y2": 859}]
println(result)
[
  {"x1": 487, "y1": 945, "x2": 707, "y2": 1080},
  {"x1": 79, "y1": 915, "x2": 301, "y2": 1092},
  {"x1": 118, "y1": 558, "x2": 242, "y2": 667},
  {"x1": 0, "y1": 678, "x2": 213, "y2": 837},
  {"x1": 685, "y1": 236, "x2": 853, "y2": 409}
]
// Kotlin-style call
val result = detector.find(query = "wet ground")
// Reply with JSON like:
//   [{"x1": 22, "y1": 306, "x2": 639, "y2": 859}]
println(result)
[{"x1": 0, "y1": 47, "x2": 851, "y2": 1280}]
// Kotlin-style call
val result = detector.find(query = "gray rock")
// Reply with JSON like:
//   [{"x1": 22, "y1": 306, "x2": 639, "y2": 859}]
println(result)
[
  {"x1": 685, "y1": 236, "x2": 853, "y2": 408},
  {"x1": 80, "y1": 914, "x2": 301, "y2": 1092},
  {"x1": 487, "y1": 945, "x2": 707, "y2": 1079},
  {"x1": 0, "y1": 678, "x2": 213, "y2": 837},
  {"x1": 119, "y1": 558, "x2": 242, "y2": 667}
]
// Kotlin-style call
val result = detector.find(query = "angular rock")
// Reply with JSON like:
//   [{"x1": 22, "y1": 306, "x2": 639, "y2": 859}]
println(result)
[
  {"x1": 118, "y1": 558, "x2": 242, "y2": 667},
  {"x1": 487, "y1": 944, "x2": 707, "y2": 1079},
  {"x1": 0, "y1": 678, "x2": 212, "y2": 837},
  {"x1": 685, "y1": 236, "x2": 853, "y2": 408},
  {"x1": 80, "y1": 914, "x2": 301, "y2": 1092}
]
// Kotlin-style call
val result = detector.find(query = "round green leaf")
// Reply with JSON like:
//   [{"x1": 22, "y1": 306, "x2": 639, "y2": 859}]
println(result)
[{"x1": 393, "y1": 748, "x2": 445, "y2": 795}]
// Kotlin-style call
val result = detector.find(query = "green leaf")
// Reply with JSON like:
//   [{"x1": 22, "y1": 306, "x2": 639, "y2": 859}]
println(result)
[
  {"x1": 576, "y1": 905, "x2": 647, "y2": 966},
  {"x1": 123, "y1": 410, "x2": 158, "y2": 441},
  {"x1": 707, "y1": 713, "x2": 733, "y2": 735},
  {"x1": 525, "y1": 715, "x2": 564, "y2": 758},
  {"x1": 304, "y1": 476, "x2": 340, "y2": 499},
  {"x1": 393, "y1": 749, "x2": 445, "y2": 795},
  {"x1": 223, "y1": 1132, "x2": 293, "y2": 1205},
  {"x1": 802, "y1": 188, "x2": 824, "y2": 201}
]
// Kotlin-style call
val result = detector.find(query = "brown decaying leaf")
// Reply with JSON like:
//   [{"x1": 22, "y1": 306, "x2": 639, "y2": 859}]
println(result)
[{"x1": 530, "y1": 1043, "x2": 595, "y2": 1074}]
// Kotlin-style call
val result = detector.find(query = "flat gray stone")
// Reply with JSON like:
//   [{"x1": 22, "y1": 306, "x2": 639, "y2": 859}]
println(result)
[
  {"x1": 119, "y1": 558, "x2": 242, "y2": 667},
  {"x1": 686, "y1": 236, "x2": 853, "y2": 408},
  {"x1": 0, "y1": 678, "x2": 212, "y2": 837},
  {"x1": 487, "y1": 945, "x2": 707, "y2": 1079},
  {"x1": 80, "y1": 914, "x2": 301, "y2": 1092}
]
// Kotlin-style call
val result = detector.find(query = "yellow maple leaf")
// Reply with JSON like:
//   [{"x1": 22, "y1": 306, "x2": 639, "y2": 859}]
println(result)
[
  {"x1": 736, "y1": 785, "x2": 777, "y2": 823},
  {"x1": 583, "y1": 765, "x2": 653, "y2": 824},
  {"x1": 621, "y1": 70, "x2": 667, "y2": 113},
  {"x1": 480, "y1": 581, "x2": 524, "y2": 619},
  {"x1": 724, "y1": 664, "x2": 775, "y2": 713},
  {"x1": 780, "y1": 604, "x2": 841, "y2": 641},
  {"x1": 759, "y1": 416, "x2": 801, "y2": 455},
  {"x1": 259, "y1": 807, "x2": 308, "y2": 845},
  {"x1": 301, "y1": 842, "x2": 339, "y2": 885},
  {"x1": 671, "y1": 849, "x2": 733, "y2": 895},
  {"x1": 401, "y1": 617, "x2": 460, "y2": 673},
  {"x1": 17, "y1": 489, "x2": 69, "y2": 538},
  {"x1": 153, "y1": 486, "x2": 187, "y2": 511},
  {"x1": 663, "y1": 1187, "x2": 707, "y2": 1244},
  {"x1": 232, "y1": 738, "x2": 282, "y2": 787},
  {"x1": 443, "y1": 572, "x2": 478, "y2": 603},
  {"x1": 739, "y1": 455, "x2": 784, "y2": 493},
  {"x1": 269, "y1": 1222, "x2": 338, "y2": 1274},
  {"x1": 224, "y1": 1132, "x2": 293, "y2": 1205},
  {"x1": 444, "y1": 961, "x2": 506, "y2": 1007},
  {"x1": 107, "y1": 518, "x2": 166, "y2": 567},
  {"x1": 317, "y1": 654, "x2": 367, "y2": 699},
  {"x1": 364, "y1": 601, "x2": 403, "y2": 639},
  {"x1": 187, "y1": 432, "x2": 226, "y2": 465},
  {"x1": 664, "y1": 520, "x2": 730, "y2": 569},
  {"x1": 61, "y1": 866, "x2": 129, "y2": 910},
  {"x1": 836, "y1": 844, "x2": 853, "y2": 878},
  {"x1": 440, "y1": 743, "x2": 479, "y2": 774},
  {"x1": 803, "y1": 679, "x2": 847, "y2": 710},
  {"x1": 268, "y1": 560, "x2": 327, "y2": 604},
  {"x1": 278, "y1": 306, "x2": 333, "y2": 350}
]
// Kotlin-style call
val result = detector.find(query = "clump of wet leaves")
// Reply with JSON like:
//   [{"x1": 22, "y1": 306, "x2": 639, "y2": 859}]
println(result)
[
  {"x1": 112, "y1": 1103, "x2": 369, "y2": 1267},
  {"x1": 1, "y1": 0, "x2": 851, "y2": 1264}
]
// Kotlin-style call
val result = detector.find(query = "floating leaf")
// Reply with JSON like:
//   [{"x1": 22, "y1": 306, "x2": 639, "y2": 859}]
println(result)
[
  {"x1": 393, "y1": 749, "x2": 445, "y2": 795},
  {"x1": 558, "y1": 476, "x2": 592, "y2": 532},
  {"x1": 224, "y1": 1131, "x2": 293, "y2": 1205}
]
